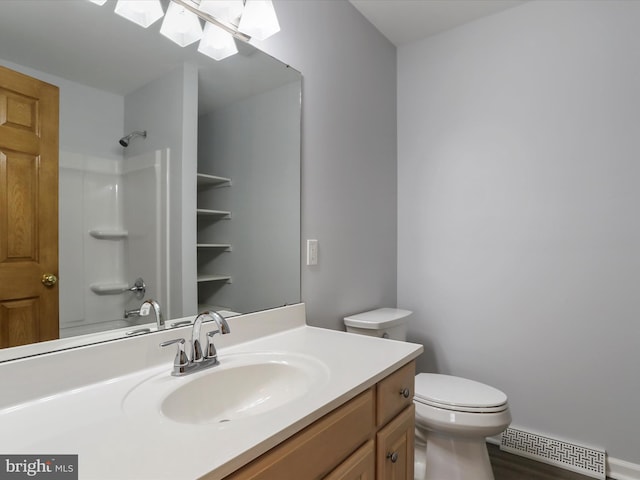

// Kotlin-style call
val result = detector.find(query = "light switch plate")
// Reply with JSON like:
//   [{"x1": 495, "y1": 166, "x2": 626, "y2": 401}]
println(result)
[{"x1": 306, "y1": 239, "x2": 318, "y2": 266}]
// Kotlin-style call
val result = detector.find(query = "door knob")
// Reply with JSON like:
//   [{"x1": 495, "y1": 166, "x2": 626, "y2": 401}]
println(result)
[{"x1": 41, "y1": 273, "x2": 57, "y2": 287}]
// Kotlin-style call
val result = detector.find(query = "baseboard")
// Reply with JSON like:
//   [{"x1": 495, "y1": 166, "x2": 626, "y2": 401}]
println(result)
[{"x1": 608, "y1": 457, "x2": 640, "y2": 480}]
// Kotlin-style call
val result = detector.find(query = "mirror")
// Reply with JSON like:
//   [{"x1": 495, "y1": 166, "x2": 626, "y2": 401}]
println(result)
[{"x1": 0, "y1": 0, "x2": 301, "y2": 362}]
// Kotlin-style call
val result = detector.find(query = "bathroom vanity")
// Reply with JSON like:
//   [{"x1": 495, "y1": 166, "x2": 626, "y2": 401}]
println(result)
[
  {"x1": 0, "y1": 304, "x2": 422, "y2": 480},
  {"x1": 220, "y1": 361, "x2": 416, "y2": 480}
]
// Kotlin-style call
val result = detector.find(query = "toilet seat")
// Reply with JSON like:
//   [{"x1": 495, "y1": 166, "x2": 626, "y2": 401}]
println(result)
[{"x1": 414, "y1": 373, "x2": 508, "y2": 413}]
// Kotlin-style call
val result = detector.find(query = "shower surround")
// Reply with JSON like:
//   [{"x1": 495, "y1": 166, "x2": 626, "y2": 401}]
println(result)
[{"x1": 58, "y1": 149, "x2": 169, "y2": 336}]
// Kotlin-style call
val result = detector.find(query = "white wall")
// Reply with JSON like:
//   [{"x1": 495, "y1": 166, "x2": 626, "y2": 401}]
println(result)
[
  {"x1": 257, "y1": 0, "x2": 399, "y2": 330},
  {"x1": 0, "y1": 58, "x2": 124, "y2": 162},
  {"x1": 122, "y1": 149, "x2": 169, "y2": 322},
  {"x1": 398, "y1": 0, "x2": 640, "y2": 465},
  {"x1": 124, "y1": 63, "x2": 199, "y2": 319}
]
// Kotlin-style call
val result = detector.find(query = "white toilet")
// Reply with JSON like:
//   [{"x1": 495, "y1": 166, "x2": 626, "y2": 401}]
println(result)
[{"x1": 344, "y1": 308, "x2": 511, "y2": 480}]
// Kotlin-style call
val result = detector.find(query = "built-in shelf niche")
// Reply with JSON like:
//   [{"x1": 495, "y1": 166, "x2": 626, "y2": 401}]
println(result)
[
  {"x1": 88, "y1": 229, "x2": 130, "y2": 295},
  {"x1": 196, "y1": 172, "x2": 233, "y2": 307}
]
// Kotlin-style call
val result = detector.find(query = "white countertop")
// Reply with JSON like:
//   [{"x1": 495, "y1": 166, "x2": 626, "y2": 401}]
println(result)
[{"x1": 0, "y1": 305, "x2": 422, "y2": 480}]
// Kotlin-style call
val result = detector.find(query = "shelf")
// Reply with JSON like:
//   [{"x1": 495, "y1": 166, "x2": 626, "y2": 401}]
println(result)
[
  {"x1": 89, "y1": 229, "x2": 128, "y2": 240},
  {"x1": 197, "y1": 275, "x2": 232, "y2": 283},
  {"x1": 89, "y1": 283, "x2": 129, "y2": 295},
  {"x1": 197, "y1": 173, "x2": 231, "y2": 188},
  {"x1": 197, "y1": 243, "x2": 232, "y2": 251},
  {"x1": 196, "y1": 171, "x2": 232, "y2": 306},
  {"x1": 197, "y1": 208, "x2": 231, "y2": 218}
]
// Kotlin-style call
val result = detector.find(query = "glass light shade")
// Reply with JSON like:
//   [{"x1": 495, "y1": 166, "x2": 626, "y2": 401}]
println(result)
[
  {"x1": 88, "y1": 0, "x2": 108, "y2": 5},
  {"x1": 198, "y1": 0, "x2": 244, "y2": 24},
  {"x1": 114, "y1": 0, "x2": 164, "y2": 28},
  {"x1": 160, "y1": 2, "x2": 203, "y2": 47},
  {"x1": 237, "y1": 0, "x2": 280, "y2": 41},
  {"x1": 198, "y1": 22, "x2": 238, "y2": 61}
]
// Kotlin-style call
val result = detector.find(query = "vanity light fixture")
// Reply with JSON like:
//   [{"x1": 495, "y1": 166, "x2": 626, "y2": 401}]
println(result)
[
  {"x1": 114, "y1": 0, "x2": 164, "y2": 28},
  {"x1": 237, "y1": 0, "x2": 280, "y2": 41},
  {"x1": 198, "y1": 0, "x2": 244, "y2": 24},
  {"x1": 90, "y1": 0, "x2": 280, "y2": 61},
  {"x1": 198, "y1": 22, "x2": 238, "y2": 61},
  {"x1": 160, "y1": 2, "x2": 203, "y2": 47}
]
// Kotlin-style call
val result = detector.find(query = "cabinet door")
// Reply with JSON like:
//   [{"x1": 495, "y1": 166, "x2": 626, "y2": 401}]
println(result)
[
  {"x1": 324, "y1": 439, "x2": 375, "y2": 480},
  {"x1": 376, "y1": 405, "x2": 415, "y2": 480}
]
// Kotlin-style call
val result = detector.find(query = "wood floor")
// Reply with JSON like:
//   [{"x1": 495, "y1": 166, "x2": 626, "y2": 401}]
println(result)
[{"x1": 488, "y1": 444, "x2": 611, "y2": 480}]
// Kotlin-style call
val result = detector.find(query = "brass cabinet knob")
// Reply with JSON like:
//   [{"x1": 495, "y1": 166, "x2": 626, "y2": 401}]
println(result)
[{"x1": 41, "y1": 273, "x2": 57, "y2": 287}]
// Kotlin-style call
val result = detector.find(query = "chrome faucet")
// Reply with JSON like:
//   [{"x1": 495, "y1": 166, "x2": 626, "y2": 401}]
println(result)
[
  {"x1": 135, "y1": 299, "x2": 164, "y2": 330},
  {"x1": 160, "y1": 310, "x2": 231, "y2": 376},
  {"x1": 204, "y1": 310, "x2": 231, "y2": 362}
]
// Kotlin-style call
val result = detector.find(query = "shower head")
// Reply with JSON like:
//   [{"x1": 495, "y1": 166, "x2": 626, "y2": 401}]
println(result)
[{"x1": 119, "y1": 130, "x2": 147, "y2": 147}]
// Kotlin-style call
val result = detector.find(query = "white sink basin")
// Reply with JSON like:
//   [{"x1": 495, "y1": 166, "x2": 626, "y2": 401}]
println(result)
[{"x1": 123, "y1": 352, "x2": 330, "y2": 425}]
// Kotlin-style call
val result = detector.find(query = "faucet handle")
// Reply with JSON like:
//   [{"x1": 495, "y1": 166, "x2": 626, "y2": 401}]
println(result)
[{"x1": 160, "y1": 338, "x2": 189, "y2": 370}]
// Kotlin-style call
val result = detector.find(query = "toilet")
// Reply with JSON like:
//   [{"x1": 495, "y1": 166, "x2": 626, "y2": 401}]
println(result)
[{"x1": 344, "y1": 308, "x2": 511, "y2": 480}]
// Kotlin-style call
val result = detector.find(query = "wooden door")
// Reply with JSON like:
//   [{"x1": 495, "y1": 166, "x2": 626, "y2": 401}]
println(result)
[{"x1": 0, "y1": 65, "x2": 59, "y2": 348}]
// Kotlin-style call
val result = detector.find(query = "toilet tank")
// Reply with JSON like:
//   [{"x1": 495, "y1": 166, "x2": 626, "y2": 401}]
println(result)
[{"x1": 343, "y1": 308, "x2": 411, "y2": 341}]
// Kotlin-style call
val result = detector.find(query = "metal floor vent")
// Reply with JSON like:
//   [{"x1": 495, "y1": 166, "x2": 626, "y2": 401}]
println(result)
[{"x1": 500, "y1": 427, "x2": 606, "y2": 479}]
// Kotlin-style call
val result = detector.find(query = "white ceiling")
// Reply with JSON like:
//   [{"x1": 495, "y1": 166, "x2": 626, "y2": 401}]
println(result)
[
  {"x1": 349, "y1": 0, "x2": 528, "y2": 46},
  {"x1": 0, "y1": 1, "x2": 298, "y2": 113}
]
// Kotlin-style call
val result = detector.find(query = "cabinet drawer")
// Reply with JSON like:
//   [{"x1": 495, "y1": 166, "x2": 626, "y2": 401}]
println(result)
[
  {"x1": 376, "y1": 361, "x2": 415, "y2": 427},
  {"x1": 221, "y1": 388, "x2": 375, "y2": 480}
]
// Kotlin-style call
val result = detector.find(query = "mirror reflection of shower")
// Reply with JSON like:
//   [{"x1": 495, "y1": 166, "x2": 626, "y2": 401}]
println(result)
[{"x1": 119, "y1": 130, "x2": 147, "y2": 147}]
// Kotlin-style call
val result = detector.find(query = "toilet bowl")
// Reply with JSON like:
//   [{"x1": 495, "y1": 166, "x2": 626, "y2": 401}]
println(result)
[
  {"x1": 344, "y1": 308, "x2": 511, "y2": 480},
  {"x1": 413, "y1": 373, "x2": 511, "y2": 480}
]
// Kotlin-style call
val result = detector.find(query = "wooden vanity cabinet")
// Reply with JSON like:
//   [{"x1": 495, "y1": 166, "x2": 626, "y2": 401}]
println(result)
[{"x1": 218, "y1": 361, "x2": 415, "y2": 480}]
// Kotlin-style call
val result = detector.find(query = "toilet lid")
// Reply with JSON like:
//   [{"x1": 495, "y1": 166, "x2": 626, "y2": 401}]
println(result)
[{"x1": 414, "y1": 373, "x2": 508, "y2": 413}]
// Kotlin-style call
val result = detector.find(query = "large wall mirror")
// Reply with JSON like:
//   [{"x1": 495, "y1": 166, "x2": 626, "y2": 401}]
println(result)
[{"x1": 0, "y1": 0, "x2": 301, "y2": 362}]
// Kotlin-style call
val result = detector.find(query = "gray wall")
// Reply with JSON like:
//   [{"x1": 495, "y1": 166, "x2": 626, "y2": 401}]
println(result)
[
  {"x1": 198, "y1": 81, "x2": 301, "y2": 313},
  {"x1": 258, "y1": 0, "x2": 399, "y2": 329},
  {"x1": 398, "y1": 0, "x2": 640, "y2": 465}
]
